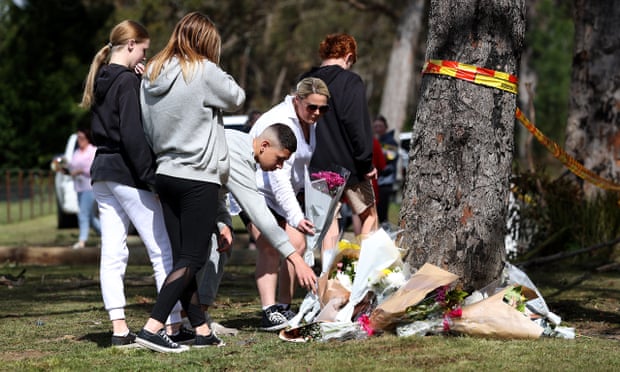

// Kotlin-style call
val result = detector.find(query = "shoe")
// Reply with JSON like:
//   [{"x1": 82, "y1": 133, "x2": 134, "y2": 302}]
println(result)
[
  {"x1": 277, "y1": 304, "x2": 296, "y2": 320},
  {"x1": 111, "y1": 331, "x2": 137, "y2": 347},
  {"x1": 72, "y1": 241, "x2": 85, "y2": 250},
  {"x1": 168, "y1": 326, "x2": 195, "y2": 345},
  {"x1": 194, "y1": 332, "x2": 225, "y2": 348},
  {"x1": 260, "y1": 305, "x2": 289, "y2": 331},
  {"x1": 135, "y1": 328, "x2": 190, "y2": 353}
]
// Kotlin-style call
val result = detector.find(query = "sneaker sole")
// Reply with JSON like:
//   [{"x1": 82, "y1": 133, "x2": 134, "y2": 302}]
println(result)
[
  {"x1": 193, "y1": 341, "x2": 225, "y2": 348},
  {"x1": 112, "y1": 342, "x2": 142, "y2": 349},
  {"x1": 135, "y1": 337, "x2": 190, "y2": 353},
  {"x1": 260, "y1": 322, "x2": 289, "y2": 332}
]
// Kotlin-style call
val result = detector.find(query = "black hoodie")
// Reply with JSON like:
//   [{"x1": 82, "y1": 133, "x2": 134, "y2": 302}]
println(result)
[
  {"x1": 90, "y1": 64, "x2": 156, "y2": 190},
  {"x1": 300, "y1": 65, "x2": 374, "y2": 187}
]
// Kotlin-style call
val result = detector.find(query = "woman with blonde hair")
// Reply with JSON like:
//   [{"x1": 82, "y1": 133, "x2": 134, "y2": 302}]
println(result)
[
  {"x1": 81, "y1": 20, "x2": 184, "y2": 348},
  {"x1": 248, "y1": 77, "x2": 330, "y2": 331},
  {"x1": 137, "y1": 12, "x2": 245, "y2": 352}
]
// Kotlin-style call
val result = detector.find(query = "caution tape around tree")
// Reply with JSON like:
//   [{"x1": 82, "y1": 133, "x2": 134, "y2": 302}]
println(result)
[{"x1": 422, "y1": 59, "x2": 620, "y2": 192}]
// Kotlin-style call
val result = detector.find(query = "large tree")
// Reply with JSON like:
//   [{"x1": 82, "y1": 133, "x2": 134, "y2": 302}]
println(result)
[
  {"x1": 564, "y1": 0, "x2": 620, "y2": 199},
  {"x1": 400, "y1": 0, "x2": 526, "y2": 290}
]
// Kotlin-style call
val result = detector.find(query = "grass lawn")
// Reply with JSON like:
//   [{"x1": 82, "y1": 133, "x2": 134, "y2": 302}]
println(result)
[{"x1": 0, "y1": 211, "x2": 619, "y2": 371}]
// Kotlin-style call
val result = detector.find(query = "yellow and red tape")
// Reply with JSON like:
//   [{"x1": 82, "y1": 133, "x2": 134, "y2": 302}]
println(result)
[{"x1": 421, "y1": 59, "x2": 620, "y2": 191}]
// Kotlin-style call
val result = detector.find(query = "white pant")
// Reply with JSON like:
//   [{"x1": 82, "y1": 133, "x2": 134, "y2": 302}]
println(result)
[{"x1": 93, "y1": 181, "x2": 181, "y2": 325}]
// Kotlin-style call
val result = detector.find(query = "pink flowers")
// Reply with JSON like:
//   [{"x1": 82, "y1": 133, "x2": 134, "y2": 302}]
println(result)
[{"x1": 311, "y1": 171, "x2": 346, "y2": 195}]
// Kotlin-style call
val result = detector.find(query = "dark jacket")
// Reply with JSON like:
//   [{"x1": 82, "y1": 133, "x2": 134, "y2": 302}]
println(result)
[
  {"x1": 90, "y1": 64, "x2": 156, "y2": 190},
  {"x1": 300, "y1": 65, "x2": 374, "y2": 187},
  {"x1": 377, "y1": 130, "x2": 400, "y2": 186}
]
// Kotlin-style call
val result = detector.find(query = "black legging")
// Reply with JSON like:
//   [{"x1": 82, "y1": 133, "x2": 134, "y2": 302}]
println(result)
[{"x1": 149, "y1": 174, "x2": 220, "y2": 328}]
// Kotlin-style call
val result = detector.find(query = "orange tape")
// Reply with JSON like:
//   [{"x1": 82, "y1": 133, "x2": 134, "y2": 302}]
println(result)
[{"x1": 422, "y1": 60, "x2": 620, "y2": 191}]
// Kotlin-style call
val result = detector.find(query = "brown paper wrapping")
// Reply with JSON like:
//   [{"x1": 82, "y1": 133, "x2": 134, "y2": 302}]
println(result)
[
  {"x1": 369, "y1": 263, "x2": 459, "y2": 331},
  {"x1": 449, "y1": 286, "x2": 544, "y2": 339},
  {"x1": 317, "y1": 247, "x2": 359, "y2": 308}
]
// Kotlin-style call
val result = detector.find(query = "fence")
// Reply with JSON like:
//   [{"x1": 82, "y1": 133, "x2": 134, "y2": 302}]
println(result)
[{"x1": 0, "y1": 169, "x2": 56, "y2": 224}]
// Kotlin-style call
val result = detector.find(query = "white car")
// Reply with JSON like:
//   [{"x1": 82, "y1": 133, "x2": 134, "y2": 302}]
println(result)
[
  {"x1": 50, "y1": 133, "x2": 79, "y2": 228},
  {"x1": 50, "y1": 115, "x2": 249, "y2": 228}
]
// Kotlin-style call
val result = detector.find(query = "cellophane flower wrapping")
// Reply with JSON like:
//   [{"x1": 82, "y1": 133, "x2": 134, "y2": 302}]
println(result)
[
  {"x1": 317, "y1": 240, "x2": 360, "y2": 312},
  {"x1": 304, "y1": 166, "x2": 350, "y2": 259},
  {"x1": 335, "y1": 228, "x2": 403, "y2": 322}
]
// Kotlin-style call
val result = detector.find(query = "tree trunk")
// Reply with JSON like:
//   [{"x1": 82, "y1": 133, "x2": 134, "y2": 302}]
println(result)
[
  {"x1": 564, "y1": 0, "x2": 620, "y2": 199},
  {"x1": 378, "y1": 0, "x2": 426, "y2": 133},
  {"x1": 400, "y1": 0, "x2": 525, "y2": 291}
]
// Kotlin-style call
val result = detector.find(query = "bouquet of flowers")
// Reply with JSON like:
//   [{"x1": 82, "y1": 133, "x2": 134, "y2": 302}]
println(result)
[
  {"x1": 446, "y1": 285, "x2": 545, "y2": 339},
  {"x1": 368, "y1": 266, "x2": 408, "y2": 305},
  {"x1": 317, "y1": 239, "x2": 360, "y2": 311},
  {"x1": 369, "y1": 263, "x2": 459, "y2": 331},
  {"x1": 304, "y1": 166, "x2": 350, "y2": 257},
  {"x1": 335, "y1": 229, "x2": 403, "y2": 322}
]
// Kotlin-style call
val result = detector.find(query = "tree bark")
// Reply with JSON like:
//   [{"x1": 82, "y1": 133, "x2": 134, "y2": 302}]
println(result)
[
  {"x1": 378, "y1": 0, "x2": 426, "y2": 133},
  {"x1": 400, "y1": 0, "x2": 525, "y2": 291},
  {"x1": 564, "y1": 0, "x2": 620, "y2": 199}
]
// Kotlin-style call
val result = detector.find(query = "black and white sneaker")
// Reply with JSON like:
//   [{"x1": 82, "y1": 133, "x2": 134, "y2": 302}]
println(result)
[
  {"x1": 111, "y1": 331, "x2": 137, "y2": 348},
  {"x1": 135, "y1": 328, "x2": 190, "y2": 353},
  {"x1": 194, "y1": 332, "x2": 225, "y2": 348},
  {"x1": 260, "y1": 304, "x2": 289, "y2": 331},
  {"x1": 169, "y1": 326, "x2": 195, "y2": 345},
  {"x1": 277, "y1": 304, "x2": 297, "y2": 320}
]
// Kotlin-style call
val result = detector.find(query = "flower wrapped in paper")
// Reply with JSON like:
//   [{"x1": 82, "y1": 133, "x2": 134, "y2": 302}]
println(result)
[
  {"x1": 304, "y1": 166, "x2": 350, "y2": 256},
  {"x1": 447, "y1": 285, "x2": 545, "y2": 339},
  {"x1": 369, "y1": 263, "x2": 459, "y2": 331},
  {"x1": 317, "y1": 239, "x2": 360, "y2": 310}
]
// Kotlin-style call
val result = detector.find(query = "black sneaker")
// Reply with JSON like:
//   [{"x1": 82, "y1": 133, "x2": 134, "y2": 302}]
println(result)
[
  {"x1": 194, "y1": 332, "x2": 225, "y2": 348},
  {"x1": 135, "y1": 328, "x2": 190, "y2": 353},
  {"x1": 260, "y1": 305, "x2": 289, "y2": 331},
  {"x1": 169, "y1": 326, "x2": 195, "y2": 345},
  {"x1": 111, "y1": 331, "x2": 137, "y2": 347},
  {"x1": 277, "y1": 304, "x2": 297, "y2": 320}
]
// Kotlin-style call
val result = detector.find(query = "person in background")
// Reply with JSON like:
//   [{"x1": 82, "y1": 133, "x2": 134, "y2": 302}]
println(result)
[
  {"x1": 351, "y1": 136, "x2": 386, "y2": 234},
  {"x1": 242, "y1": 109, "x2": 262, "y2": 133},
  {"x1": 299, "y1": 33, "x2": 378, "y2": 245},
  {"x1": 373, "y1": 115, "x2": 399, "y2": 226},
  {"x1": 138, "y1": 11, "x2": 245, "y2": 352},
  {"x1": 249, "y1": 77, "x2": 330, "y2": 331},
  {"x1": 68, "y1": 128, "x2": 100, "y2": 249},
  {"x1": 80, "y1": 19, "x2": 184, "y2": 348},
  {"x1": 197, "y1": 124, "x2": 317, "y2": 332}
]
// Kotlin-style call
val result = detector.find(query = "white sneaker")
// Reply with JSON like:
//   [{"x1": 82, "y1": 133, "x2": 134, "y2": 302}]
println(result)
[{"x1": 72, "y1": 241, "x2": 85, "y2": 250}]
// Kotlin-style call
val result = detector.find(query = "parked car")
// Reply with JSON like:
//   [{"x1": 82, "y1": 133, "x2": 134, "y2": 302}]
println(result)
[
  {"x1": 398, "y1": 131, "x2": 411, "y2": 180},
  {"x1": 50, "y1": 133, "x2": 79, "y2": 228},
  {"x1": 50, "y1": 115, "x2": 249, "y2": 229}
]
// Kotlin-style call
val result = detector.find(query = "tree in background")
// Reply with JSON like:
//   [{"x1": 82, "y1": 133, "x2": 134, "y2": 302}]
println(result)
[
  {"x1": 400, "y1": 0, "x2": 525, "y2": 290},
  {"x1": 564, "y1": 0, "x2": 620, "y2": 199},
  {"x1": 0, "y1": 0, "x2": 113, "y2": 168},
  {"x1": 516, "y1": 0, "x2": 573, "y2": 170}
]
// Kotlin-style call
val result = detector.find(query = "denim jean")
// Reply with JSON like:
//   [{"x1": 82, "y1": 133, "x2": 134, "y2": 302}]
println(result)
[{"x1": 77, "y1": 190, "x2": 101, "y2": 242}]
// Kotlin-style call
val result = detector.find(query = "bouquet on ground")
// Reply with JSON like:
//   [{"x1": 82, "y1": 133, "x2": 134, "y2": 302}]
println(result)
[
  {"x1": 369, "y1": 263, "x2": 460, "y2": 332},
  {"x1": 317, "y1": 239, "x2": 360, "y2": 313},
  {"x1": 445, "y1": 284, "x2": 545, "y2": 339},
  {"x1": 334, "y1": 228, "x2": 403, "y2": 323},
  {"x1": 304, "y1": 165, "x2": 350, "y2": 257}
]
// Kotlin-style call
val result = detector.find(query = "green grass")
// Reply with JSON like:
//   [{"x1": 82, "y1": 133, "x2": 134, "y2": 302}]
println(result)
[
  {"x1": 0, "y1": 263, "x2": 618, "y2": 371},
  {"x1": 0, "y1": 203, "x2": 618, "y2": 371}
]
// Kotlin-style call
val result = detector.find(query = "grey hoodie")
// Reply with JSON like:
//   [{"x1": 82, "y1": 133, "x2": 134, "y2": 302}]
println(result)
[
  {"x1": 141, "y1": 57, "x2": 245, "y2": 184},
  {"x1": 216, "y1": 129, "x2": 296, "y2": 258}
]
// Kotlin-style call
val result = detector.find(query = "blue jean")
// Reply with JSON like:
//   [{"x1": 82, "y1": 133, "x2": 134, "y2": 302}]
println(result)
[{"x1": 77, "y1": 190, "x2": 101, "y2": 242}]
